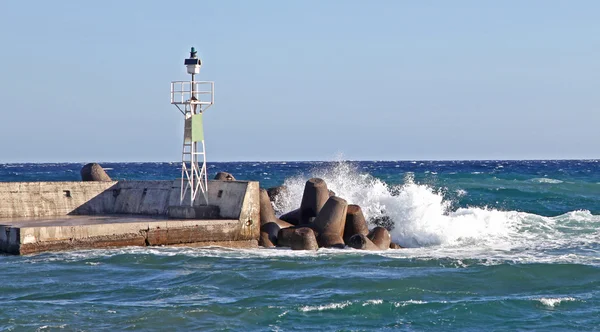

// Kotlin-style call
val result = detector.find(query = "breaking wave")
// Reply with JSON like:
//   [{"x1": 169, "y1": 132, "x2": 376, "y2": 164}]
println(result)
[
  {"x1": 536, "y1": 297, "x2": 578, "y2": 308},
  {"x1": 274, "y1": 162, "x2": 600, "y2": 253}
]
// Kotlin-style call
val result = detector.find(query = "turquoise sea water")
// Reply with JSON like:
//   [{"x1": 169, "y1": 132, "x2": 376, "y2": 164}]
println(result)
[{"x1": 1, "y1": 160, "x2": 599, "y2": 331}]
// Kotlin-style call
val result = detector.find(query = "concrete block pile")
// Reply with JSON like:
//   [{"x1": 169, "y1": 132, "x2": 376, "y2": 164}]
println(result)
[{"x1": 260, "y1": 178, "x2": 403, "y2": 251}]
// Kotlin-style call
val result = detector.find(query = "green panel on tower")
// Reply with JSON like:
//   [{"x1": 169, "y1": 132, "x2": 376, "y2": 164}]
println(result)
[{"x1": 191, "y1": 113, "x2": 204, "y2": 142}]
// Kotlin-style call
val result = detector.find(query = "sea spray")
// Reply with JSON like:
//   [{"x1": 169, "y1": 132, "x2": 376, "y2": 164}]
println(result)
[
  {"x1": 274, "y1": 161, "x2": 399, "y2": 224},
  {"x1": 274, "y1": 161, "x2": 600, "y2": 250}
]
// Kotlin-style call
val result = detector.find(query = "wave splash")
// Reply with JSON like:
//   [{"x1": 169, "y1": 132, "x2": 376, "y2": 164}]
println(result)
[{"x1": 275, "y1": 161, "x2": 600, "y2": 250}]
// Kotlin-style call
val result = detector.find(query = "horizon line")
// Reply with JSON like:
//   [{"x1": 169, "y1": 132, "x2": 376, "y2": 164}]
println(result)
[{"x1": 1, "y1": 157, "x2": 599, "y2": 164}]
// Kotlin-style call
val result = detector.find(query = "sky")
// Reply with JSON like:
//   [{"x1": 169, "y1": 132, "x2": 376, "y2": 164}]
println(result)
[{"x1": 0, "y1": 1, "x2": 598, "y2": 162}]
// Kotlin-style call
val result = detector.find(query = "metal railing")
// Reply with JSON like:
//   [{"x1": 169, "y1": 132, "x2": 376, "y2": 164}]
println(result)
[{"x1": 170, "y1": 81, "x2": 214, "y2": 109}]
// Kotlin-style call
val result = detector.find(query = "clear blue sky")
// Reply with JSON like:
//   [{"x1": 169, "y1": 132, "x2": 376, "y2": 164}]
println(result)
[{"x1": 0, "y1": 1, "x2": 598, "y2": 162}]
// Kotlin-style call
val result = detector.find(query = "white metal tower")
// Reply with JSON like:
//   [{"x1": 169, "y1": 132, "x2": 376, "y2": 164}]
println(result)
[{"x1": 170, "y1": 47, "x2": 214, "y2": 206}]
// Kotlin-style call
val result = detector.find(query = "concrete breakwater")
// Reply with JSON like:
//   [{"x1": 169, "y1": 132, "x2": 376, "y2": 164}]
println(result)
[
  {"x1": 0, "y1": 166, "x2": 259, "y2": 255},
  {"x1": 0, "y1": 163, "x2": 401, "y2": 254}
]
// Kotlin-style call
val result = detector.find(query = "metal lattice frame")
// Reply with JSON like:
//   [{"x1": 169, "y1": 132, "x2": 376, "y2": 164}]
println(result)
[{"x1": 171, "y1": 80, "x2": 214, "y2": 206}]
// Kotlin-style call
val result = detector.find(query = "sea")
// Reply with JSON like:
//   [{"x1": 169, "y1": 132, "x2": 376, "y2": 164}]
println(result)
[{"x1": 1, "y1": 160, "x2": 599, "y2": 331}]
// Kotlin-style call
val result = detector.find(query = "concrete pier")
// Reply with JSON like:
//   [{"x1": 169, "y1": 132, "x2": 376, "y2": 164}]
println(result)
[{"x1": 0, "y1": 180, "x2": 259, "y2": 255}]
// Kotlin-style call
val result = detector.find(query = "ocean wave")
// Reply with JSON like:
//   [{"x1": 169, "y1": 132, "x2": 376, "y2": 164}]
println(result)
[
  {"x1": 274, "y1": 161, "x2": 600, "y2": 257},
  {"x1": 362, "y1": 299, "x2": 383, "y2": 306},
  {"x1": 535, "y1": 297, "x2": 577, "y2": 308},
  {"x1": 300, "y1": 299, "x2": 424, "y2": 312},
  {"x1": 37, "y1": 324, "x2": 67, "y2": 330},
  {"x1": 25, "y1": 245, "x2": 600, "y2": 268},
  {"x1": 393, "y1": 299, "x2": 428, "y2": 307},
  {"x1": 529, "y1": 178, "x2": 564, "y2": 184},
  {"x1": 299, "y1": 301, "x2": 351, "y2": 312}
]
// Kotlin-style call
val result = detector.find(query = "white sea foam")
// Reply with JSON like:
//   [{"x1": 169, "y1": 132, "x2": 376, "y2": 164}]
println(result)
[
  {"x1": 272, "y1": 161, "x2": 600, "y2": 263},
  {"x1": 37, "y1": 324, "x2": 67, "y2": 330},
  {"x1": 393, "y1": 300, "x2": 427, "y2": 307},
  {"x1": 299, "y1": 301, "x2": 352, "y2": 312},
  {"x1": 362, "y1": 299, "x2": 383, "y2": 306},
  {"x1": 536, "y1": 297, "x2": 577, "y2": 308},
  {"x1": 455, "y1": 189, "x2": 468, "y2": 197},
  {"x1": 529, "y1": 178, "x2": 564, "y2": 184}
]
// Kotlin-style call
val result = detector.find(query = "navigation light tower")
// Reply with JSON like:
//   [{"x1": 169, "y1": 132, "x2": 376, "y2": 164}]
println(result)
[{"x1": 170, "y1": 47, "x2": 214, "y2": 206}]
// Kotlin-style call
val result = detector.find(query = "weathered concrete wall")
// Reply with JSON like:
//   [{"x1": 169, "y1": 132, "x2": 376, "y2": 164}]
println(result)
[
  {"x1": 0, "y1": 181, "x2": 117, "y2": 218},
  {"x1": 73, "y1": 180, "x2": 178, "y2": 216},
  {"x1": 0, "y1": 216, "x2": 259, "y2": 255},
  {"x1": 203, "y1": 181, "x2": 251, "y2": 219},
  {"x1": 0, "y1": 180, "x2": 257, "y2": 219},
  {"x1": 239, "y1": 181, "x2": 260, "y2": 240},
  {"x1": 0, "y1": 180, "x2": 261, "y2": 254}
]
